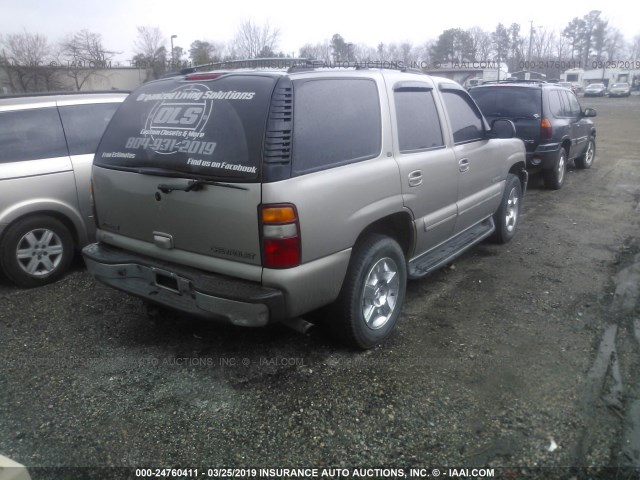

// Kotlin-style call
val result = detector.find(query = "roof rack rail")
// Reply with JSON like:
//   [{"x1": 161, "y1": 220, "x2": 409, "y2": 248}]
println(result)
[
  {"x1": 176, "y1": 58, "x2": 313, "y2": 75},
  {"x1": 167, "y1": 57, "x2": 428, "y2": 76},
  {"x1": 481, "y1": 79, "x2": 548, "y2": 85}
]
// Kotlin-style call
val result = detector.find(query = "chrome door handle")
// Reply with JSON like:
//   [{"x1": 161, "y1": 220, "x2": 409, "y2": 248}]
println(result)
[
  {"x1": 459, "y1": 159, "x2": 470, "y2": 173},
  {"x1": 408, "y1": 170, "x2": 423, "y2": 187}
]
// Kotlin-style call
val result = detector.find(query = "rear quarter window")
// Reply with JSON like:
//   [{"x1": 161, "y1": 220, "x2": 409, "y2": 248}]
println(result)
[
  {"x1": 0, "y1": 108, "x2": 68, "y2": 163},
  {"x1": 548, "y1": 90, "x2": 565, "y2": 118},
  {"x1": 95, "y1": 75, "x2": 277, "y2": 181},
  {"x1": 59, "y1": 103, "x2": 121, "y2": 156},
  {"x1": 291, "y1": 78, "x2": 381, "y2": 175}
]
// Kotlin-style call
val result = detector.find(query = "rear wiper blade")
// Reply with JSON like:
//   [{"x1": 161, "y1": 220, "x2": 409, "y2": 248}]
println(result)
[
  {"x1": 157, "y1": 179, "x2": 248, "y2": 193},
  {"x1": 100, "y1": 165, "x2": 188, "y2": 178},
  {"x1": 99, "y1": 165, "x2": 249, "y2": 191}
]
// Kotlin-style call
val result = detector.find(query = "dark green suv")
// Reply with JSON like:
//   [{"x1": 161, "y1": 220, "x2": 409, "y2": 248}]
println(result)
[{"x1": 469, "y1": 81, "x2": 597, "y2": 190}]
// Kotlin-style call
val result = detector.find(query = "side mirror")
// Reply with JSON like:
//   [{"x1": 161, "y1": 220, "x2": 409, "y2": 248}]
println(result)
[
  {"x1": 490, "y1": 119, "x2": 516, "y2": 139},
  {"x1": 582, "y1": 108, "x2": 597, "y2": 117}
]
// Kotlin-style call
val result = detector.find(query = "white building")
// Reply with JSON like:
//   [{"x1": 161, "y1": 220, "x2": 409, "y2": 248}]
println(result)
[{"x1": 561, "y1": 67, "x2": 640, "y2": 88}]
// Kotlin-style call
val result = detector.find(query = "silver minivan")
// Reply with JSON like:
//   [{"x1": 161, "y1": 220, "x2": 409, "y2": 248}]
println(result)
[{"x1": 0, "y1": 92, "x2": 127, "y2": 287}]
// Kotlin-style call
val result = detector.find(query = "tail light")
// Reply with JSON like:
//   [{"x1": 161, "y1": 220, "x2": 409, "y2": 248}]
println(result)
[
  {"x1": 260, "y1": 204, "x2": 301, "y2": 269},
  {"x1": 540, "y1": 118, "x2": 552, "y2": 140}
]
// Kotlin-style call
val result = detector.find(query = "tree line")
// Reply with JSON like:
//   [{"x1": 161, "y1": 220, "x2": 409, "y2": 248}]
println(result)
[{"x1": 2, "y1": 11, "x2": 639, "y2": 93}]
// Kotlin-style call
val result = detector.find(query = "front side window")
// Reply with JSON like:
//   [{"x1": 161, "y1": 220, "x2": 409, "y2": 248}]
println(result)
[
  {"x1": 564, "y1": 91, "x2": 582, "y2": 117},
  {"x1": 442, "y1": 90, "x2": 484, "y2": 144},
  {"x1": 394, "y1": 89, "x2": 444, "y2": 153},
  {"x1": 0, "y1": 108, "x2": 67, "y2": 163},
  {"x1": 292, "y1": 78, "x2": 381, "y2": 175}
]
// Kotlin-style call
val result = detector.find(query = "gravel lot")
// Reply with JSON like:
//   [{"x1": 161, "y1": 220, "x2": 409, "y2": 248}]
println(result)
[{"x1": 1, "y1": 94, "x2": 639, "y2": 480}]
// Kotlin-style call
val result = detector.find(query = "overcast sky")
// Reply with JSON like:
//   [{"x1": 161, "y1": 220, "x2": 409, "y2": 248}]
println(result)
[{"x1": 1, "y1": 0, "x2": 637, "y2": 63}]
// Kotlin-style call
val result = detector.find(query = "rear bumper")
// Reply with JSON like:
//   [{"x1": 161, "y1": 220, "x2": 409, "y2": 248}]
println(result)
[
  {"x1": 82, "y1": 243, "x2": 286, "y2": 327},
  {"x1": 526, "y1": 143, "x2": 560, "y2": 170}
]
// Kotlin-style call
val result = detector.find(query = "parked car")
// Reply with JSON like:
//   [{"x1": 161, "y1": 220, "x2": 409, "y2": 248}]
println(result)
[
  {"x1": 571, "y1": 82, "x2": 584, "y2": 94},
  {"x1": 558, "y1": 81, "x2": 582, "y2": 95},
  {"x1": 608, "y1": 82, "x2": 631, "y2": 97},
  {"x1": 584, "y1": 83, "x2": 607, "y2": 97},
  {"x1": 0, "y1": 91, "x2": 128, "y2": 287},
  {"x1": 469, "y1": 81, "x2": 597, "y2": 190},
  {"x1": 82, "y1": 64, "x2": 527, "y2": 348},
  {"x1": 464, "y1": 78, "x2": 483, "y2": 89}
]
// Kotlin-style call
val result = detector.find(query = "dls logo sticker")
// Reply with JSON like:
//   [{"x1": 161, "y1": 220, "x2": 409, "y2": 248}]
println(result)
[
  {"x1": 152, "y1": 105, "x2": 204, "y2": 126},
  {"x1": 144, "y1": 84, "x2": 213, "y2": 153}
]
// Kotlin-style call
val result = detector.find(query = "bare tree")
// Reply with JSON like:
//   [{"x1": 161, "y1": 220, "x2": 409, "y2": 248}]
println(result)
[
  {"x1": 234, "y1": 19, "x2": 280, "y2": 59},
  {"x1": 59, "y1": 30, "x2": 116, "y2": 90},
  {"x1": 1, "y1": 31, "x2": 60, "y2": 92},
  {"x1": 352, "y1": 43, "x2": 377, "y2": 63},
  {"x1": 604, "y1": 28, "x2": 624, "y2": 61},
  {"x1": 133, "y1": 26, "x2": 167, "y2": 78},
  {"x1": 532, "y1": 27, "x2": 555, "y2": 60},
  {"x1": 299, "y1": 41, "x2": 332, "y2": 63},
  {"x1": 553, "y1": 32, "x2": 570, "y2": 62},
  {"x1": 468, "y1": 27, "x2": 492, "y2": 61}
]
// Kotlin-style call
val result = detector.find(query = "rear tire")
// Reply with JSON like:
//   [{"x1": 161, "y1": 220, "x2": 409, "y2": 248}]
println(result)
[
  {"x1": 491, "y1": 174, "x2": 522, "y2": 244},
  {"x1": 329, "y1": 235, "x2": 407, "y2": 349},
  {"x1": 0, "y1": 216, "x2": 74, "y2": 287},
  {"x1": 575, "y1": 138, "x2": 595, "y2": 169},
  {"x1": 543, "y1": 148, "x2": 567, "y2": 190}
]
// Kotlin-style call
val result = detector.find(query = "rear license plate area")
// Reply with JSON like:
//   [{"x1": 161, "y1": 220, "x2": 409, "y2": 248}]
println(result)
[{"x1": 155, "y1": 272, "x2": 179, "y2": 292}]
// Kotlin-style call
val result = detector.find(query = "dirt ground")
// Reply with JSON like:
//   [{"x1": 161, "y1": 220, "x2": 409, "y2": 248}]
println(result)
[{"x1": 1, "y1": 94, "x2": 639, "y2": 480}]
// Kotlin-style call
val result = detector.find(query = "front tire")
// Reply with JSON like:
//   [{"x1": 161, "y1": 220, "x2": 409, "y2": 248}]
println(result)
[
  {"x1": 329, "y1": 235, "x2": 407, "y2": 349},
  {"x1": 491, "y1": 174, "x2": 522, "y2": 244},
  {"x1": 0, "y1": 216, "x2": 74, "y2": 287},
  {"x1": 543, "y1": 148, "x2": 567, "y2": 190},
  {"x1": 575, "y1": 138, "x2": 595, "y2": 169}
]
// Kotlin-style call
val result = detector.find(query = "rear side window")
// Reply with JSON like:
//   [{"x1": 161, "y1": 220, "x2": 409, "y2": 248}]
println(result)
[
  {"x1": 394, "y1": 89, "x2": 444, "y2": 153},
  {"x1": 442, "y1": 90, "x2": 484, "y2": 144},
  {"x1": 292, "y1": 78, "x2": 381, "y2": 175},
  {"x1": 0, "y1": 108, "x2": 67, "y2": 163},
  {"x1": 95, "y1": 75, "x2": 277, "y2": 181},
  {"x1": 59, "y1": 103, "x2": 121, "y2": 156},
  {"x1": 549, "y1": 91, "x2": 565, "y2": 118}
]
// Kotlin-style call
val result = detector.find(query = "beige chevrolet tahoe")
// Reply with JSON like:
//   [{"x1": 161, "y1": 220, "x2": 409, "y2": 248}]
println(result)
[{"x1": 82, "y1": 63, "x2": 527, "y2": 348}]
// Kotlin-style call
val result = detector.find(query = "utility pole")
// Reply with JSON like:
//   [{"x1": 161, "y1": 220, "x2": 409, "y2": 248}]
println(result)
[
  {"x1": 527, "y1": 21, "x2": 534, "y2": 64},
  {"x1": 171, "y1": 34, "x2": 177, "y2": 68}
]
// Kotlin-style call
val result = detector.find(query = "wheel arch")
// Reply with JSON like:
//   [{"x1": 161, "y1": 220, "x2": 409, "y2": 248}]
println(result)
[
  {"x1": 1, "y1": 208, "x2": 84, "y2": 250},
  {"x1": 353, "y1": 211, "x2": 415, "y2": 260},
  {"x1": 508, "y1": 161, "x2": 528, "y2": 192}
]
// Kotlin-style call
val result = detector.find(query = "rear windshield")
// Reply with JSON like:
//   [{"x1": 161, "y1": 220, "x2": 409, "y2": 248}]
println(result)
[
  {"x1": 469, "y1": 87, "x2": 541, "y2": 119},
  {"x1": 95, "y1": 74, "x2": 277, "y2": 181}
]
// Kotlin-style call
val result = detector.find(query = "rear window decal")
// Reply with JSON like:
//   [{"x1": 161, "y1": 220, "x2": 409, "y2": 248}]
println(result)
[{"x1": 95, "y1": 75, "x2": 276, "y2": 181}]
